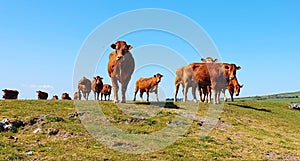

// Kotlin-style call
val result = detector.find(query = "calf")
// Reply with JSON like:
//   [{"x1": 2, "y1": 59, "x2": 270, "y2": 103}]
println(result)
[
  {"x1": 62, "y1": 93, "x2": 72, "y2": 100},
  {"x1": 74, "y1": 92, "x2": 79, "y2": 100},
  {"x1": 78, "y1": 76, "x2": 92, "y2": 100},
  {"x1": 52, "y1": 95, "x2": 58, "y2": 100},
  {"x1": 2, "y1": 89, "x2": 19, "y2": 99},
  {"x1": 101, "y1": 84, "x2": 112, "y2": 101},
  {"x1": 133, "y1": 73, "x2": 163, "y2": 102},
  {"x1": 36, "y1": 90, "x2": 48, "y2": 100},
  {"x1": 92, "y1": 76, "x2": 103, "y2": 100}
]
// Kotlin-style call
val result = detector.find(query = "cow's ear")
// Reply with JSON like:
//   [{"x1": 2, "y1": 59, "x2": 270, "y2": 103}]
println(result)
[
  {"x1": 93, "y1": 77, "x2": 96, "y2": 80},
  {"x1": 154, "y1": 75, "x2": 156, "y2": 77},
  {"x1": 127, "y1": 45, "x2": 133, "y2": 50},
  {"x1": 201, "y1": 58, "x2": 205, "y2": 62},
  {"x1": 237, "y1": 66, "x2": 241, "y2": 70},
  {"x1": 240, "y1": 84, "x2": 244, "y2": 88},
  {"x1": 213, "y1": 59, "x2": 218, "y2": 62},
  {"x1": 111, "y1": 44, "x2": 116, "y2": 49},
  {"x1": 161, "y1": 75, "x2": 164, "y2": 77},
  {"x1": 100, "y1": 77, "x2": 103, "y2": 80}
]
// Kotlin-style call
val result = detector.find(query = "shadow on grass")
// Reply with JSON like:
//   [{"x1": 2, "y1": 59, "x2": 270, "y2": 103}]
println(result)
[
  {"x1": 228, "y1": 103, "x2": 272, "y2": 112},
  {"x1": 132, "y1": 102, "x2": 180, "y2": 109}
]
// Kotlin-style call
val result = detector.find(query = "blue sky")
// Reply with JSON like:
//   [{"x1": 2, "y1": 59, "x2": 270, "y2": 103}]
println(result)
[{"x1": 1, "y1": 1, "x2": 300, "y2": 100}]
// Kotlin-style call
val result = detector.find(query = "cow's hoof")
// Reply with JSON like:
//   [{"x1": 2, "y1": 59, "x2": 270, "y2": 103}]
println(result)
[
  {"x1": 113, "y1": 100, "x2": 119, "y2": 103},
  {"x1": 121, "y1": 100, "x2": 126, "y2": 103}
]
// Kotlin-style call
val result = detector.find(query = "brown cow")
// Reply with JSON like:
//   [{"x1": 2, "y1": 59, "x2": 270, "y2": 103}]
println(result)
[
  {"x1": 74, "y1": 92, "x2": 79, "y2": 100},
  {"x1": 174, "y1": 66, "x2": 198, "y2": 102},
  {"x1": 92, "y1": 76, "x2": 103, "y2": 100},
  {"x1": 52, "y1": 95, "x2": 58, "y2": 100},
  {"x1": 191, "y1": 63, "x2": 241, "y2": 104},
  {"x1": 36, "y1": 90, "x2": 48, "y2": 100},
  {"x1": 62, "y1": 93, "x2": 72, "y2": 100},
  {"x1": 101, "y1": 84, "x2": 112, "y2": 101},
  {"x1": 224, "y1": 78, "x2": 243, "y2": 102},
  {"x1": 78, "y1": 76, "x2": 92, "y2": 100},
  {"x1": 133, "y1": 73, "x2": 163, "y2": 102},
  {"x1": 2, "y1": 89, "x2": 19, "y2": 99},
  {"x1": 108, "y1": 41, "x2": 135, "y2": 103}
]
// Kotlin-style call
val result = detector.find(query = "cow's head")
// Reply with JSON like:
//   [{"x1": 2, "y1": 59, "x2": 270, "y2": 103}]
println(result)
[
  {"x1": 154, "y1": 73, "x2": 163, "y2": 83},
  {"x1": 224, "y1": 64, "x2": 241, "y2": 80},
  {"x1": 94, "y1": 76, "x2": 103, "y2": 85},
  {"x1": 36, "y1": 90, "x2": 41, "y2": 93},
  {"x1": 230, "y1": 78, "x2": 243, "y2": 96},
  {"x1": 201, "y1": 57, "x2": 218, "y2": 63},
  {"x1": 111, "y1": 41, "x2": 133, "y2": 61}
]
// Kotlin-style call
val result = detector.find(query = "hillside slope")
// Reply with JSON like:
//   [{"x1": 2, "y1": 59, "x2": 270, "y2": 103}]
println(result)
[{"x1": 0, "y1": 96, "x2": 300, "y2": 160}]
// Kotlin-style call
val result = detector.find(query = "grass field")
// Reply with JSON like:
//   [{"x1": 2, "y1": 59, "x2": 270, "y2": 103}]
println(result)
[{"x1": 1, "y1": 92, "x2": 300, "y2": 160}]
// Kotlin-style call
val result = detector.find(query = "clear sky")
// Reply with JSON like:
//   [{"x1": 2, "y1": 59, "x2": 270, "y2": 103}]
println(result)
[{"x1": 1, "y1": 1, "x2": 300, "y2": 100}]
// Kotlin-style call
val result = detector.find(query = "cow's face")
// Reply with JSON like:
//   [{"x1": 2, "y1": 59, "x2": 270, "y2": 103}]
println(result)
[
  {"x1": 111, "y1": 41, "x2": 133, "y2": 61},
  {"x1": 94, "y1": 76, "x2": 103, "y2": 85},
  {"x1": 154, "y1": 73, "x2": 163, "y2": 83},
  {"x1": 230, "y1": 78, "x2": 243, "y2": 96},
  {"x1": 224, "y1": 64, "x2": 241, "y2": 80}
]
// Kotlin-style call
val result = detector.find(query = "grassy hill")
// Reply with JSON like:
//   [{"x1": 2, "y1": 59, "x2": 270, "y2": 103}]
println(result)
[{"x1": 0, "y1": 93, "x2": 300, "y2": 160}]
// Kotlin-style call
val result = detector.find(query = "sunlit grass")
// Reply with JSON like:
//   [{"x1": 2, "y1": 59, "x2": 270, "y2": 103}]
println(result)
[{"x1": 0, "y1": 96, "x2": 300, "y2": 160}]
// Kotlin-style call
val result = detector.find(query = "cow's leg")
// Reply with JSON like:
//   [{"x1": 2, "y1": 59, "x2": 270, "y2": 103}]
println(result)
[
  {"x1": 97, "y1": 92, "x2": 100, "y2": 100},
  {"x1": 217, "y1": 90, "x2": 221, "y2": 104},
  {"x1": 133, "y1": 87, "x2": 138, "y2": 101},
  {"x1": 93, "y1": 91, "x2": 96, "y2": 100},
  {"x1": 192, "y1": 83, "x2": 197, "y2": 102},
  {"x1": 111, "y1": 78, "x2": 119, "y2": 103},
  {"x1": 230, "y1": 91, "x2": 234, "y2": 102},
  {"x1": 101, "y1": 93, "x2": 103, "y2": 101},
  {"x1": 207, "y1": 86, "x2": 211, "y2": 103},
  {"x1": 183, "y1": 82, "x2": 189, "y2": 102},
  {"x1": 213, "y1": 89, "x2": 217, "y2": 104},
  {"x1": 146, "y1": 91, "x2": 150, "y2": 102},
  {"x1": 108, "y1": 94, "x2": 110, "y2": 101},
  {"x1": 174, "y1": 83, "x2": 180, "y2": 102},
  {"x1": 223, "y1": 89, "x2": 227, "y2": 102},
  {"x1": 121, "y1": 80, "x2": 129, "y2": 103},
  {"x1": 78, "y1": 90, "x2": 82, "y2": 100},
  {"x1": 155, "y1": 89, "x2": 159, "y2": 102},
  {"x1": 140, "y1": 90, "x2": 144, "y2": 102}
]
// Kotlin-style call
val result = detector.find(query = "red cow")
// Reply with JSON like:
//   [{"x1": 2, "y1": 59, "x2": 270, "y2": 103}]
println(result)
[
  {"x1": 108, "y1": 41, "x2": 135, "y2": 103},
  {"x1": 101, "y1": 84, "x2": 112, "y2": 101},
  {"x1": 133, "y1": 73, "x2": 163, "y2": 102}
]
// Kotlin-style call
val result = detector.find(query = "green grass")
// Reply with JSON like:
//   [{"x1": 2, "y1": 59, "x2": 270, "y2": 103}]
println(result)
[{"x1": 1, "y1": 94, "x2": 300, "y2": 160}]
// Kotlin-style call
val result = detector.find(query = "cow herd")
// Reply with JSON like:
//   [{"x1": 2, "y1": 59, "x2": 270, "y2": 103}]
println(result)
[{"x1": 2, "y1": 40, "x2": 243, "y2": 104}]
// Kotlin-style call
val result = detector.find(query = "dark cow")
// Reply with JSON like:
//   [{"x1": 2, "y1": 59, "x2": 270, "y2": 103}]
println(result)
[
  {"x1": 101, "y1": 84, "x2": 112, "y2": 101},
  {"x1": 133, "y1": 73, "x2": 163, "y2": 102},
  {"x1": 2, "y1": 89, "x2": 19, "y2": 99},
  {"x1": 52, "y1": 95, "x2": 58, "y2": 100},
  {"x1": 78, "y1": 77, "x2": 92, "y2": 100},
  {"x1": 36, "y1": 90, "x2": 48, "y2": 100},
  {"x1": 92, "y1": 76, "x2": 103, "y2": 100},
  {"x1": 108, "y1": 41, "x2": 135, "y2": 103},
  {"x1": 62, "y1": 93, "x2": 72, "y2": 100}
]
